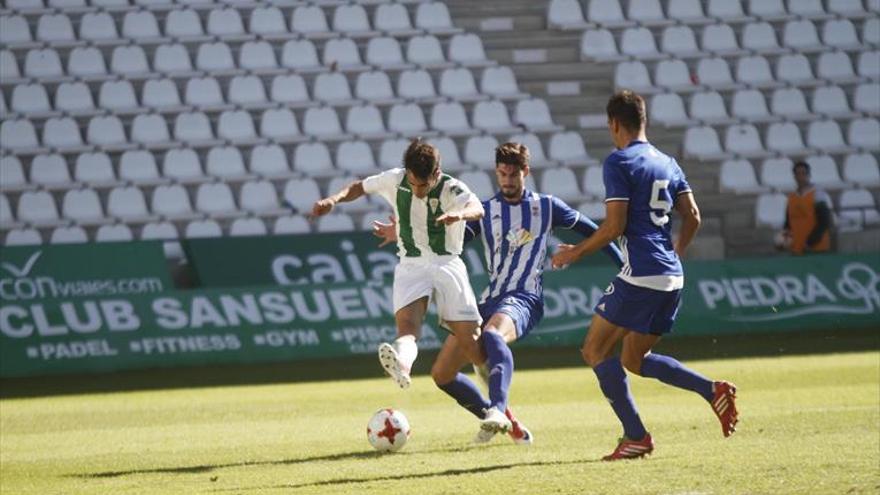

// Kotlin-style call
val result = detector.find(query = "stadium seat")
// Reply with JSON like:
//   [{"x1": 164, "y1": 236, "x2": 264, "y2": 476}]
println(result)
[
  {"x1": 465, "y1": 135, "x2": 500, "y2": 169},
  {"x1": 229, "y1": 218, "x2": 268, "y2": 237},
  {"x1": 239, "y1": 41, "x2": 278, "y2": 70},
  {"x1": 174, "y1": 111, "x2": 214, "y2": 142},
  {"x1": 249, "y1": 144, "x2": 289, "y2": 177},
  {"x1": 683, "y1": 126, "x2": 723, "y2": 158},
  {"x1": 196, "y1": 42, "x2": 235, "y2": 72},
  {"x1": 206, "y1": 146, "x2": 246, "y2": 178},
  {"x1": 548, "y1": 131, "x2": 590, "y2": 164},
  {"x1": 766, "y1": 122, "x2": 807, "y2": 154},
  {"x1": 431, "y1": 101, "x2": 471, "y2": 133},
  {"x1": 195, "y1": 183, "x2": 237, "y2": 215},
  {"x1": 844, "y1": 153, "x2": 880, "y2": 185},
  {"x1": 548, "y1": 0, "x2": 586, "y2": 28},
  {"x1": 788, "y1": 0, "x2": 826, "y2": 17},
  {"x1": 379, "y1": 138, "x2": 410, "y2": 168},
  {"x1": 0, "y1": 50, "x2": 20, "y2": 80},
  {"x1": 823, "y1": 19, "x2": 860, "y2": 48},
  {"x1": 375, "y1": 3, "x2": 413, "y2": 32},
  {"x1": 707, "y1": 0, "x2": 748, "y2": 19},
  {"x1": 249, "y1": 6, "x2": 286, "y2": 35},
  {"x1": 864, "y1": 18, "x2": 880, "y2": 44},
  {"x1": 388, "y1": 103, "x2": 427, "y2": 134},
  {"x1": 449, "y1": 34, "x2": 488, "y2": 64},
  {"x1": 337, "y1": 140, "x2": 379, "y2": 175},
  {"x1": 817, "y1": 51, "x2": 857, "y2": 81},
  {"x1": 44, "y1": 117, "x2": 83, "y2": 148},
  {"x1": 228, "y1": 75, "x2": 267, "y2": 105},
  {"x1": 165, "y1": 9, "x2": 204, "y2": 37},
  {"x1": 828, "y1": 0, "x2": 868, "y2": 16},
  {"x1": 702, "y1": 23, "x2": 740, "y2": 53},
  {"x1": 356, "y1": 71, "x2": 395, "y2": 101},
  {"x1": 748, "y1": 0, "x2": 787, "y2": 19},
  {"x1": 283, "y1": 178, "x2": 321, "y2": 213},
  {"x1": 111, "y1": 46, "x2": 150, "y2": 76},
  {"x1": 661, "y1": 25, "x2": 700, "y2": 57},
  {"x1": 587, "y1": 0, "x2": 627, "y2": 26},
  {"x1": 96, "y1": 224, "x2": 134, "y2": 242},
  {"x1": 720, "y1": 159, "x2": 762, "y2": 193},
  {"x1": 87, "y1": 115, "x2": 126, "y2": 146},
  {"x1": 398, "y1": 69, "x2": 436, "y2": 99},
  {"x1": 122, "y1": 12, "x2": 161, "y2": 40},
  {"x1": 581, "y1": 29, "x2": 619, "y2": 60},
  {"x1": 31, "y1": 154, "x2": 70, "y2": 186},
  {"x1": 807, "y1": 155, "x2": 845, "y2": 188},
  {"x1": 185, "y1": 220, "x2": 223, "y2": 238},
  {"x1": 140, "y1": 222, "x2": 180, "y2": 244},
  {"x1": 239, "y1": 180, "x2": 279, "y2": 213},
  {"x1": 131, "y1": 114, "x2": 171, "y2": 145},
  {"x1": 459, "y1": 171, "x2": 494, "y2": 200},
  {"x1": 580, "y1": 165, "x2": 605, "y2": 198},
  {"x1": 346, "y1": 104, "x2": 387, "y2": 136},
  {"x1": 481, "y1": 66, "x2": 521, "y2": 97},
  {"x1": 2, "y1": 15, "x2": 32, "y2": 44},
  {"x1": 783, "y1": 19, "x2": 822, "y2": 50},
  {"x1": 50, "y1": 226, "x2": 88, "y2": 244},
  {"x1": 333, "y1": 4, "x2": 370, "y2": 32},
  {"x1": 217, "y1": 110, "x2": 257, "y2": 141},
  {"x1": 11, "y1": 83, "x2": 51, "y2": 114},
  {"x1": 259, "y1": 108, "x2": 299, "y2": 140},
  {"x1": 440, "y1": 67, "x2": 479, "y2": 98},
  {"x1": 854, "y1": 83, "x2": 880, "y2": 113},
  {"x1": 154, "y1": 44, "x2": 194, "y2": 74},
  {"x1": 848, "y1": 118, "x2": 880, "y2": 149},
  {"x1": 317, "y1": 213, "x2": 355, "y2": 233},
  {"x1": 540, "y1": 168, "x2": 581, "y2": 203},
  {"x1": 429, "y1": 136, "x2": 464, "y2": 171},
  {"x1": 696, "y1": 57, "x2": 735, "y2": 88},
  {"x1": 0, "y1": 193, "x2": 13, "y2": 225},
  {"x1": 1, "y1": 156, "x2": 26, "y2": 189},
  {"x1": 74, "y1": 152, "x2": 115, "y2": 184},
  {"x1": 839, "y1": 189, "x2": 879, "y2": 229},
  {"x1": 294, "y1": 142, "x2": 334, "y2": 177},
  {"x1": 514, "y1": 99, "x2": 556, "y2": 130},
  {"x1": 36, "y1": 14, "x2": 72, "y2": 42},
  {"x1": 107, "y1": 186, "x2": 149, "y2": 220},
  {"x1": 163, "y1": 148, "x2": 202, "y2": 181},
  {"x1": 472, "y1": 100, "x2": 513, "y2": 131},
  {"x1": 775, "y1": 53, "x2": 816, "y2": 84},
  {"x1": 185, "y1": 77, "x2": 224, "y2": 107},
  {"x1": 857, "y1": 51, "x2": 880, "y2": 78},
  {"x1": 812, "y1": 85, "x2": 853, "y2": 116},
  {"x1": 281, "y1": 40, "x2": 321, "y2": 70},
  {"x1": 510, "y1": 132, "x2": 550, "y2": 168},
  {"x1": 366, "y1": 37, "x2": 405, "y2": 67},
  {"x1": 628, "y1": 0, "x2": 666, "y2": 24},
  {"x1": 755, "y1": 193, "x2": 787, "y2": 228},
  {"x1": 323, "y1": 38, "x2": 363, "y2": 68},
  {"x1": 55, "y1": 82, "x2": 95, "y2": 112},
  {"x1": 207, "y1": 8, "x2": 244, "y2": 36},
  {"x1": 667, "y1": 0, "x2": 707, "y2": 22},
  {"x1": 725, "y1": 124, "x2": 765, "y2": 155},
  {"x1": 615, "y1": 61, "x2": 653, "y2": 92},
  {"x1": 731, "y1": 89, "x2": 770, "y2": 120},
  {"x1": 689, "y1": 91, "x2": 729, "y2": 122},
  {"x1": 271, "y1": 75, "x2": 309, "y2": 104},
  {"x1": 415, "y1": 2, "x2": 454, "y2": 31},
  {"x1": 151, "y1": 184, "x2": 193, "y2": 217},
  {"x1": 291, "y1": 5, "x2": 328, "y2": 34},
  {"x1": 314, "y1": 72, "x2": 352, "y2": 102},
  {"x1": 273, "y1": 215, "x2": 310, "y2": 235},
  {"x1": 61, "y1": 187, "x2": 104, "y2": 222},
  {"x1": 80, "y1": 12, "x2": 118, "y2": 41},
  {"x1": 25, "y1": 48, "x2": 64, "y2": 78},
  {"x1": 742, "y1": 22, "x2": 783, "y2": 52},
  {"x1": 303, "y1": 107, "x2": 343, "y2": 137},
  {"x1": 119, "y1": 150, "x2": 160, "y2": 183},
  {"x1": 5, "y1": 228, "x2": 42, "y2": 246},
  {"x1": 99, "y1": 80, "x2": 138, "y2": 111},
  {"x1": 736, "y1": 55, "x2": 775, "y2": 86},
  {"x1": 654, "y1": 59, "x2": 693, "y2": 90},
  {"x1": 620, "y1": 27, "x2": 659, "y2": 58},
  {"x1": 807, "y1": 119, "x2": 848, "y2": 152},
  {"x1": 770, "y1": 87, "x2": 810, "y2": 119},
  {"x1": 407, "y1": 35, "x2": 446, "y2": 65}
]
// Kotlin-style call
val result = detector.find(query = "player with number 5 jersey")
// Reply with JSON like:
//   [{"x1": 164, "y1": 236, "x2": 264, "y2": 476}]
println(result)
[{"x1": 551, "y1": 91, "x2": 739, "y2": 461}]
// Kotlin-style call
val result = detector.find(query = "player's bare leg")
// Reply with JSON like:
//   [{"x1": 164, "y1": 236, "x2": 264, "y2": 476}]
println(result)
[
  {"x1": 379, "y1": 297, "x2": 428, "y2": 389},
  {"x1": 583, "y1": 314, "x2": 653, "y2": 461}
]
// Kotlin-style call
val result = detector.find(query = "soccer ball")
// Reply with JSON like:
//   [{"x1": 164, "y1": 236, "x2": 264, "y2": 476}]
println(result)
[{"x1": 367, "y1": 408, "x2": 411, "y2": 452}]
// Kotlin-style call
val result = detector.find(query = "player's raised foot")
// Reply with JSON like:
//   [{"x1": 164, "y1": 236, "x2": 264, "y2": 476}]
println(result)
[
  {"x1": 480, "y1": 406, "x2": 512, "y2": 435},
  {"x1": 473, "y1": 427, "x2": 497, "y2": 444},
  {"x1": 711, "y1": 381, "x2": 738, "y2": 437},
  {"x1": 602, "y1": 434, "x2": 654, "y2": 461},
  {"x1": 505, "y1": 408, "x2": 533, "y2": 446},
  {"x1": 377, "y1": 343, "x2": 411, "y2": 389}
]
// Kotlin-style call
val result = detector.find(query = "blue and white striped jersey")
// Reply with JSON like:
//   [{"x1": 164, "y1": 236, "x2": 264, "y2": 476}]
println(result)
[{"x1": 466, "y1": 190, "x2": 583, "y2": 303}]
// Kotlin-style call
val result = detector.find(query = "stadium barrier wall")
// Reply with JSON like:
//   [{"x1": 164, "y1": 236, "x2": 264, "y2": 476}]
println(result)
[{"x1": 1, "y1": 245, "x2": 877, "y2": 377}]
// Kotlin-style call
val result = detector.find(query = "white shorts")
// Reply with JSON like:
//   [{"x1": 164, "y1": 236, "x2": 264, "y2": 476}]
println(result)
[{"x1": 393, "y1": 256, "x2": 482, "y2": 325}]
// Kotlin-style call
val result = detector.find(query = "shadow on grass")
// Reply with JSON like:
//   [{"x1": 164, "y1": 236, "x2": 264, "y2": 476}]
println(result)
[
  {"x1": 206, "y1": 458, "x2": 604, "y2": 492},
  {"x1": 74, "y1": 443, "x2": 506, "y2": 479},
  {"x1": 2, "y1": 327, "x2": 877, "y2": 399}
]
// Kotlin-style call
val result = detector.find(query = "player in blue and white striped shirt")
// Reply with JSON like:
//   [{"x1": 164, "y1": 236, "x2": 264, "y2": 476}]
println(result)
[{"x1": 376, "y1": 143, "x2": 623, "y2": 443}]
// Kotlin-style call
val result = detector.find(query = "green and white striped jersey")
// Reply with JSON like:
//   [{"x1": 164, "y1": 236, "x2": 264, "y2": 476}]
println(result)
[{"x1": 363, "y1": 168, "x2": 479, "y2": 258}]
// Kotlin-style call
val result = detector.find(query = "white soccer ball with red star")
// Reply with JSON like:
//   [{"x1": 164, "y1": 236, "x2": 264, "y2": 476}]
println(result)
[{"x1": 367, "y1": 408, "x2": 411, "y2": 452}]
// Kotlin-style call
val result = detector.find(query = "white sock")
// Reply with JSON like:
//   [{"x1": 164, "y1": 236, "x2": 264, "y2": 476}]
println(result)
[{"x1": 393, "y1": 335, "x2": 418, "y2": 372}]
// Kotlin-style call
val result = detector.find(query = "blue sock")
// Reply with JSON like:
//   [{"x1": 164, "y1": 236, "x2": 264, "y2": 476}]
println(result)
[
  {"x1": 594, "y1": 357, "x2": 647, "y2": 440},
  {"x1": 640, "y1": 353, "x2": 714, "y2": 402},
  {"x1": 437, "y1": 373, "x2": 491, "y2": 419},
  {"x1": 482, "y1": 331, "x2": 514, "y2": 411}
]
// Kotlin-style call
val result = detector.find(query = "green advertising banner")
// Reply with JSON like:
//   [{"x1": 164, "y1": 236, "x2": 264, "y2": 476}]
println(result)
[
  {"x1": 1, "y1": 253, "x2": 877, "y2": 377},
  {"x1": 0, "y1": 242, "x2": 172, "y2": 303}
]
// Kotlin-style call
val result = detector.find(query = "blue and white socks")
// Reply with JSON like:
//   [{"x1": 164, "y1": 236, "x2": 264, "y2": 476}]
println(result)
[
  {"x1": 482, "y1": 331, "x2": 514, "y2": 412},
  {"x1": 639, "y1": 353, "x2": 714, "y2": 402},
  {"x1": 594, "y1": 357, "x2": 648, "y2": 441}
]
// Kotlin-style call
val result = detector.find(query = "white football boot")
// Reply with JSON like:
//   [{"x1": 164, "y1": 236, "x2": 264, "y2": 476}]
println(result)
[
  {"x1": 480, "y1": 406, "x2": 512, "y2": 435},
  {"x1": 378, "y1": 342, "x2": 411, "y2": 389}
]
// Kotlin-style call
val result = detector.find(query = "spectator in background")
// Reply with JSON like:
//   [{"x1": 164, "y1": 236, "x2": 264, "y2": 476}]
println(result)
[{"x1": 781, "y1": 161, "x2": 833, "y2": 255}]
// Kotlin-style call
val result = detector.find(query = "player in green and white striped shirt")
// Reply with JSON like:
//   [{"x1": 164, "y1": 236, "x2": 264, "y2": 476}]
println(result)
[{"x1": 311, "y1": 140, "x2": 485, "y2": 389}]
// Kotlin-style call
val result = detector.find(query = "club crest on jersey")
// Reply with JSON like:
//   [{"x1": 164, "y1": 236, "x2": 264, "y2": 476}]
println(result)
[
  {"x1": 506, "y1": 228, "x2": 535, "y2": 253},
  {"x1": 429, "y1": 198, "x2": 439, "y2": 213}
]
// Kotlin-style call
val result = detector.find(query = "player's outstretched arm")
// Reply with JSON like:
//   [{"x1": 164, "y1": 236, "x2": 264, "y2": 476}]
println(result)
[
  {"x1": 435, "y1": 199, "x2": 484, "y2": 225},
  {"x1": 673, "y1": 191, "x2": 701, "y2": 256},
  {"x1": 372, "y1": 215, "x2": 397, "y2": 247},
  {"x1": 310, "y1": 180, "x2": 366, "y2": 218},
  {"x1": 569, "y1": 215, "x2": 625, "y2": 269},
  {"x1": 551, "y1": 201, "x2": 628, "y2": 269}
]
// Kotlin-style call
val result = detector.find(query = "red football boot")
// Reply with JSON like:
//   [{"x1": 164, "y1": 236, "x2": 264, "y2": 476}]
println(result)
[
  {"x1": 711, "y1": 381, "x2": 738, "y2": 437},
  {"x1": 602, "y1": 434, "x2": 654, "y2": 461}
]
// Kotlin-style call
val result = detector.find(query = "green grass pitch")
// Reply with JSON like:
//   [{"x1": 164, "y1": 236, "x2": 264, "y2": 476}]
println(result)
[{"x1": 1, "y1": 334, "x2": 878, "y2": 494}]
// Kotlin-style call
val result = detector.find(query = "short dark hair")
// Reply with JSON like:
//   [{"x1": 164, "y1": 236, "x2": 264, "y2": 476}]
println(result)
[
  {"x1": 793, "y1": 161, "x2": 811, "y2": 173},
  {"x1": 402, "y1": 139, "x2": 440, "y2": 180},
  {"x1": 495, "y1": 142, "x2": 530, "y2": 170},
  {"x1": 606, "y1": 90, "x2": 647, "y2": 132}
]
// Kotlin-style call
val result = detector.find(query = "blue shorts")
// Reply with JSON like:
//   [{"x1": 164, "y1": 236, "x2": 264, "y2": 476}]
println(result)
[
  {"x1": 478, "y1": 291, "x2": 543, "y2": 339},
  {"x1": 594, "y1": 277, "x2": 682, "y2": 335}
]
